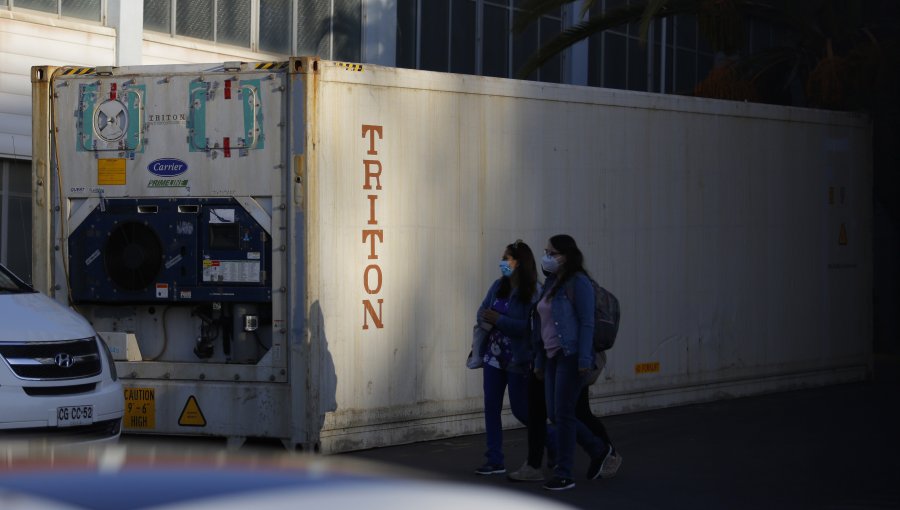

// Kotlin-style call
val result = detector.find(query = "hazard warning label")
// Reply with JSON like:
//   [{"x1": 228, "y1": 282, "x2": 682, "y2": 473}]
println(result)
[{"x1": 178, "y1": 395, "x2": 207, "y2": 427}]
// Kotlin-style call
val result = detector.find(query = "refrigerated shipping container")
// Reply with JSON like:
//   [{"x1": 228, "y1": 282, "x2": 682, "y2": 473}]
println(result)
[{"x1": 31, "y1": 58, "x2": 872, "y2": 452}]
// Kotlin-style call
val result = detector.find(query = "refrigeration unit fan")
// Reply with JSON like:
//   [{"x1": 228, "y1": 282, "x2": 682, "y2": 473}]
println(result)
[{"x1": 103, "y1": 222, "x2": 163, "y2": 291}]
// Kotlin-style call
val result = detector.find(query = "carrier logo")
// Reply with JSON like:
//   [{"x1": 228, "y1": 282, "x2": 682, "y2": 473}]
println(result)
[{"x1": 148, "y1": 158, "x2": 188, "y2": 177}]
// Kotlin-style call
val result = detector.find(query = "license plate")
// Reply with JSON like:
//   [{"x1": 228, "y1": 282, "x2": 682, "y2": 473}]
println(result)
[{"x1": 56, "y1": 405, "x2": 93, "y2": 427}]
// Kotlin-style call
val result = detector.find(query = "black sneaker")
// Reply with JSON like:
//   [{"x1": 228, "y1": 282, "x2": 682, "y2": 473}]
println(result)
[
  {"x1": 474, "y1": 463, "x2": 506, "y2": 475},
  {"x1": 587, "y1": 445, "x2": 612, "y2": 480},
  {"x1": 543, "y1": 477, "x2": 575, "y2": 491}
]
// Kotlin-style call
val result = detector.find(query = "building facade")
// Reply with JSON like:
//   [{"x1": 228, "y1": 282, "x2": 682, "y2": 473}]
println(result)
[{"x1": 1, "y1": 0, "x2": 730, "y2": 281}]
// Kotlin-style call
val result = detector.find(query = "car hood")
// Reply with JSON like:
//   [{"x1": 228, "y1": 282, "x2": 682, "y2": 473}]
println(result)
[{"x1": 0, "y1": 292, "x2": 95, "y2": 342}]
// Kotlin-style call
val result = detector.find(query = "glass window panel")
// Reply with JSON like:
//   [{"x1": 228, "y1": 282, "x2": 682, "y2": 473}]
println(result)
[
  {"x1": 485, "y1": 0, "x2": 508, "y2": 5},
  {"x1": 62, "y1": 0, "x2": 100, "y2": 21},
  {"x1": 587, "y1": 31, "x2": 602, "y2": 87},
  {"x1": 697, "y1": 52, "x2": 713, "y2": 83},
  {"x1": 217, "y1": 0, "x2": 251, "y2": 47},
  {"x1": 675, "y1": 15, "x2": 697, "y2": 49},
  {"x1": 514, "y1": 19, "x2": 538, "y2": 81},
  {"x1": 7, "y1": 196, "x2": 32, "y2": 284},
  {"x1": 396, "y1": 0, "x2": 417, "y2": 68},
  {"x1": 15, "y1": 0, "x2": 56, "y2": 14},
  {"x1": 750, "y1": 19, "x2": 771, "y2": 53},
  {"x1": 664, "y1": 44, "x2": 673, "y2": 93},
  {"x1": 259, "y1": 0, "x2": 291, "y2": 54},
  {"x1": 482, "y1": 4, "x2": 509, "y2": 78},
  {"x1": 605, "y1": 0, "x2": 626, "y2": 12},
  {"x1": 627, "y1": 37, "x2": 648, "y2": 91},
  {"x1": 297, "y1": 0, "x2": 331, "y2": 58},
  {"x1": 698, "y1": 33, "x2": 713, "y2": 54},
  {"x1": 420, "y1": 0, "x2": 449, "y2": 72},
  {"x1": 539, "y1": 17, "x2": 560, "y2": 83},
  {"x1": 603, "y1": 32, "x2": 626, "y2": 89},
  {"x1": 450, "y1": 0, "x2": 476, "y2": 74},
  {"x1": 8, "y1": 164, "x2": 29, "y2": 192},
  {"x1": 675, "y1": 48, "x2": 695, "y2": 94},
  {"x1": 333, "y1": 0, "x2": 361, "y2": 62},
  {"x1": 177, "y1": 0, "x2": 214, "y2": 41},
  {"x1": 651, "y1": 37, "x2": 661, "y2": 92},
  {"x1": 0, "y1": 199, "x2": 4, "y2": 268},
  {"x1": 144, "y1": 0, "x2": 171, "y2": 33}
]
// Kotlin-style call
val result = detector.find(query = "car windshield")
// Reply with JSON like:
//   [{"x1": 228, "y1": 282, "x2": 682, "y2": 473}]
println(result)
[{"x1": 0, "y1": 265, "x2": 33, "y2": 293}]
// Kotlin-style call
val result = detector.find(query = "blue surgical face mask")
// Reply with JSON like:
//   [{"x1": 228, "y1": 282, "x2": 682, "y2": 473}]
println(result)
[
  {"x1": 541, "y1": 254, "x2": 560, "y2": 274},
  {"x1": 499, "y1": 260, "x2": 514, "y2": 278}
]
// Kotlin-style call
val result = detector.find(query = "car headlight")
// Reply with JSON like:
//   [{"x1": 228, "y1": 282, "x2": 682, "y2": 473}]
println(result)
[{"x1": 97, "y1": 335, "x2": 118, "y2": 381}]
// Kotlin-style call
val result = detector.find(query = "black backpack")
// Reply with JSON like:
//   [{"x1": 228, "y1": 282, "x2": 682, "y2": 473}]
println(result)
[{"x1": 566, "y1": 277, "x2": 621, "y2": 351}]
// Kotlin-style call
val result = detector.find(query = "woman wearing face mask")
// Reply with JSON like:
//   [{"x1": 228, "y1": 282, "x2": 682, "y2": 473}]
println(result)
[
  {"x1": 532, "y1": 234, "x2": 609, "y2": 491},
  {"x1": 474, "y1": 239, "x2": 539, "y2": 475}
]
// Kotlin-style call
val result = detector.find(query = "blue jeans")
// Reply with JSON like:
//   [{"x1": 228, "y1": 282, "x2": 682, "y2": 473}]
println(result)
[
  {"x1": 544, "y1": 352, "x2": 607, "y2": 479},
  {"x1": 483, "y1": 364, "x2": 529, "y2": 466}
]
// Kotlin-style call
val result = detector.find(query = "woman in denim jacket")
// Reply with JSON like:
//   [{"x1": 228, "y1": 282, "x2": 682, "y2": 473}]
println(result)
[
  {"x1": 532, "y1": 234, "x2": 609, "y2": 491},
  {"x1": 473, "y1": 240, "x2": 539, "y2": 475}
]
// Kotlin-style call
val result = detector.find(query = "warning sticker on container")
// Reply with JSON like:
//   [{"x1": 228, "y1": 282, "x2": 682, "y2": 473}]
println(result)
[
  {"x1": 202, "y1": 260, "x2": 260, "y2": 283},
  {"x1": 124, "y1": 387, "x2": 155, "y2": 430},
  {"x1": 635, "y1": 362, "x2": 660, "y2": 374},
  {"x1": 97, "y1": 158, "x2": 126, "y2": 185},
  {"x1": 178, "y1": 395, "x2": 206, "y2": 427}
]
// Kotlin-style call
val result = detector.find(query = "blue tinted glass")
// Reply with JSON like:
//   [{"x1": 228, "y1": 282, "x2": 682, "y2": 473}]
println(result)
[
  {"x1": 62, "y1": 0, "x2": 101, "y2": 21},
  {"x1": 260, "y1": 0, "x2": 291, "y2": 53},
  {"x1": 144, "y1": 0, "x2": 171, "y2": 33},
  {"x1": 176, "y1": 0, "x2": 214, "y2": 41},
  {"x1": 15, "y1": 0, "x2": 56, "y2": 14}
]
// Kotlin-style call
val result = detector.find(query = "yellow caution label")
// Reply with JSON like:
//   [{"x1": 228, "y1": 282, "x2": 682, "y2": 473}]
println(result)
[
  {"x1": 98, "y1": 158, "x2": 126, "y2": 185},
  {"x1": 62, "y1": 67, "x2": 96, "y2": 76},
  {"x1": 635, "y1": 362, "x2": 661, "y2": 374},
  {"x1": 838, "y1": 224, "x2": 848, "y2": 246},
  {"x1": 124, "y1": 387, "x2": 156, "y2": 429},
  {"x1": 178, "y1": 395, "x2": 207, "y2": 427},
  {"x1": 254, "y1": 62, "x2": 288, "y2": 70}
]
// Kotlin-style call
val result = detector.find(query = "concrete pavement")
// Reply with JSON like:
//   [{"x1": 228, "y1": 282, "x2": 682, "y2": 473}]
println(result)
[{"x1": 344, "y1": 378, "x2": 900, "y2": 509}]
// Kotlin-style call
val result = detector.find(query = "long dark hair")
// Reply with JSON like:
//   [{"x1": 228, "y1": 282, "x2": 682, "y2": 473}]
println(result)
[
  {"x1": 547, "y1": 234, "x2": 588, "y2": 298},
  {"x1": 497, "y1": 239, "x2": 538, "y2": 304}
]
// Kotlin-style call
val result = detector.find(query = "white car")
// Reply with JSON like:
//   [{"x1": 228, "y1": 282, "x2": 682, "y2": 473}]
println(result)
[{"x1": 0, "y1": 263, "x2": 123, "y2": 442}]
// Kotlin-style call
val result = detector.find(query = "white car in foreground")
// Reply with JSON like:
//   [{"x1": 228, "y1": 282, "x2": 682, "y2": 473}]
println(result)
[{"x1": 0, "y1": 263, "x2": 123, "y2": 442}]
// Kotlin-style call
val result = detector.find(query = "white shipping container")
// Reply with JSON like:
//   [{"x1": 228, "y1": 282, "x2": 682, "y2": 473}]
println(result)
[{"x1": 32, "y1": 58, "x2": 871, "y2": 453}]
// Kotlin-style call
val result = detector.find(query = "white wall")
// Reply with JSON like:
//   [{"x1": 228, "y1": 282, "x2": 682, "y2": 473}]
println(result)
[{"x1": 0, "y1": 11, "x2": 116, "y2": 159}]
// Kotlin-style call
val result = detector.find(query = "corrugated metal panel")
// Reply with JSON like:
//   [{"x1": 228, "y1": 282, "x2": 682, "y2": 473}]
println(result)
[
  {"x1": 35, "y1": 58, "x2": 871, "y2": 453},
  {"x1": 307, "y1": 62, "x2": 871, "y2": 452}
]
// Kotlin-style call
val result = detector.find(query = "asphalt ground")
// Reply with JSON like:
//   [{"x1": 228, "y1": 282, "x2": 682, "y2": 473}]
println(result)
[{"x1": 344, "y1": 377, "x2": 900, "y2": 510}]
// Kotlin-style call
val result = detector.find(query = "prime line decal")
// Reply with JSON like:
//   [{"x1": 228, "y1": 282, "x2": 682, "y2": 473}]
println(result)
[
  {"x1": 361, "y1": 124, "x2": 384, "y2": 330},
  {"x1": 148, "y1": 179, "x2": 189, "y2": 188}
]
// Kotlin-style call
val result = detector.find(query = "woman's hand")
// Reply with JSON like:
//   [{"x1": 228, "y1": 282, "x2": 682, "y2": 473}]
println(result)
[
  {"x1": 533, "y1": 367, "x2": 544, "y2": 381},
  {"x1": 480, "y1": 309, "x2": 500, "y2": 325}
]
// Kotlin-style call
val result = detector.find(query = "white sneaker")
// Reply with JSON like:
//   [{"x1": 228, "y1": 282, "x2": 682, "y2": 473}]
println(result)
[
  {"x1": 599, "y1": 448, "x2": 622, "y2": 478},
  {"x1": 508, "y1": 461, "x2": 545, "y2": 482}
]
